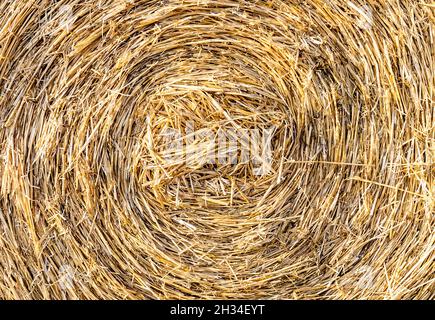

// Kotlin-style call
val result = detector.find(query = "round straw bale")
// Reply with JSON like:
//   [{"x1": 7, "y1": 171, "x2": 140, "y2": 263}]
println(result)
[{"x1": 0, "y1": 0, "x2": 433, "y2": 299}]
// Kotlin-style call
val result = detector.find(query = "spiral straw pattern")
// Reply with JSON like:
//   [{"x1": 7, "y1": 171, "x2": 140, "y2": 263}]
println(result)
[{"x1": 0, "y1": 0, "x2": 433, "y2": 299}]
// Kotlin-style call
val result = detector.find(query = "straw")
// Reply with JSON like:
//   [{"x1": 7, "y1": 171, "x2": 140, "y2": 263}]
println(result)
[{"x1": 0, "y1": 0, "x2": 433, "y2": 299}]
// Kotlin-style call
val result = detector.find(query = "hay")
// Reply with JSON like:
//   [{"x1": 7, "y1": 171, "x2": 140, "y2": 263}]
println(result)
[{"x1": 0, "y1": 0, "x2": 433, "y2": 300}]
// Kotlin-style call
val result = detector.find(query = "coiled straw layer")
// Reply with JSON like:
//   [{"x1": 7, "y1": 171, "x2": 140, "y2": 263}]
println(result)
[{"x1": 0, "y1": 0, "x2": 433, "y2": 299}]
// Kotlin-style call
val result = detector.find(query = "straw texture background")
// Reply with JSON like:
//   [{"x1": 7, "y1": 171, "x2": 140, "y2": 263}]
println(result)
[{"x1": 0, "y1": 0, "x2": 433, "y2": 299}]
